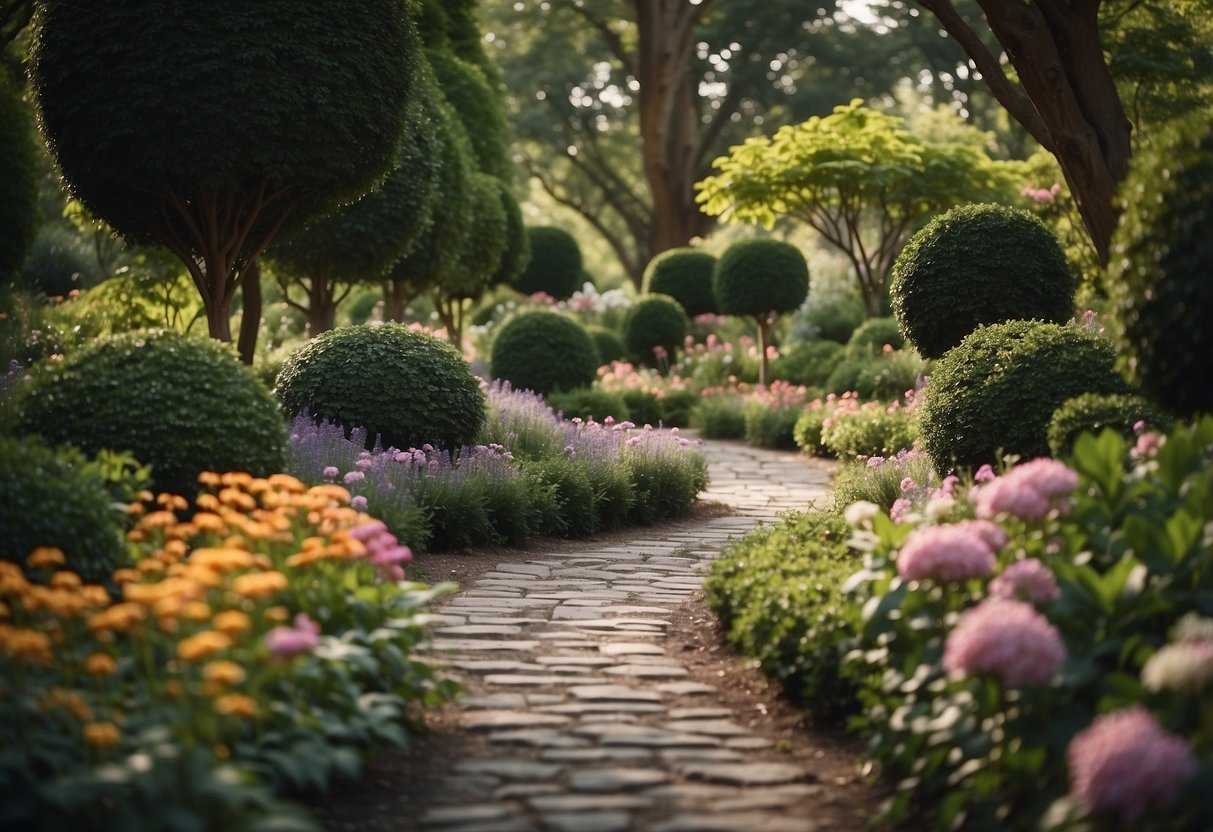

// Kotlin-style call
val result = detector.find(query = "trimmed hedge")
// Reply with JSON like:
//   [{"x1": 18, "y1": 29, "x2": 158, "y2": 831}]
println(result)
[
  {"x1": 586, "y1": 324, "x2": 627, "y2": 366},
  {"x1": 714, "y1": 238, "x2": 808, "y2": 319},
  {"x1": 1047, "y1": 392, "x2": 1173, "y2": 457},
  {"x1": 622, "y1": 294, "x2": 688, "y2": 367},
  {"x1": 643, "y1": 248, "x2": 717, "y2": 316},
  {"x1": 514, "y1": 226, "x2": 583, "y2": 300},
  {"x1": 490, "y1": 310, "x2": 599, "y2": 395}
]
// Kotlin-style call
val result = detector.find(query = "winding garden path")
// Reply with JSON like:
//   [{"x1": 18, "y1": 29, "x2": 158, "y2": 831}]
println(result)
[{"x1": 398, "y1": 438, "x2": 844, "y2": 832}]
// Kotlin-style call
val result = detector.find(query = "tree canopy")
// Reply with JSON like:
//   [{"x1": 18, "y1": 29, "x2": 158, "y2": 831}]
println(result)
[{"x1": 0, "y1": 68, "x2": 38, "y2": 282}]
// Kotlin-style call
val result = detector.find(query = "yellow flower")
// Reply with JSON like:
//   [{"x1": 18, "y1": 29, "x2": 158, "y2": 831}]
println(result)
[
  {"x1": 176, "y1": 630, "x2": 232, "y2": 662},
  {"x1": 84, "y1": 652, "x2": 118, "y2": 677},
  {"x1": 203, "y1": 660, "x2": 246, "y2": 687},
  {"x1": 231, "y1": 571, "x2": 288, "y2": 600},
  {"x1": 83, "y1": 721, "x2": 120, "y2": 748},
  {"x1": 214, "y1": 693, "x2": 258, "y2": 719},
  {"x1": 212, "y1": 610, "x2": 252, "y2": 636},
  {"x1": 26, "y1": 546, "x2": 66, "y2": 569}
]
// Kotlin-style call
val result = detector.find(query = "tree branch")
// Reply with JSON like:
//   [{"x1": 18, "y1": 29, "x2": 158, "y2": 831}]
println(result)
[{"x1": 563, "y1": 2, "x2": 637, "y2": 76}]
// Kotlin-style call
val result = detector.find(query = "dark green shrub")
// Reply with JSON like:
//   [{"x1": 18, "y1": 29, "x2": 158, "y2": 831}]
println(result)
[
  {"x1": 845, "y1": 316, "x2": 904, "y2": 357},
  {"x1": 546, "y1": 388, "x2": 629, "y2": 422},
  {"x1": 19, "y1": 227, "x2": 102, "y2": 297},
  {"x1": 0, "y1": 70, "x2": 39, "y2": 283},
  {"x1": 514, "y1": 226, "x2": 583, "y2": 300},
  {"x1": 586, "y1": 325, "x2": 627, "y2": 366},
  {"x1": 277, "y1": 323, "x2": 485, "y2": 453},
  {"x1": 20, "y1": 330, "x2": 287, "y2": 499},
  {"x1": 622, "y1": 294, "x2": 688, "y2": 367},
  {"x1": 793, "y1": 407, "x2": 830, "y2": 457},
  {"x1": 826, "y1": 352, "x2": 927, "y2": 401},
  {"x1": 705, "y1": 510, "x2": 861, "y2": 716},
  {"x1": 1108, "y1": 114, "x2": 1213, "y2": 416},
  {"x1": 920, "y1": 320, "x2": 1128, "y2": 472},
  {"x1": 658, "y1": 388, "x2": 697, "y2": 428},
  {"x1": 643, "y1": 248, "x2": 717, "y2": 316},
  {"x1": 820, "y1": 407, "x2": 918, "y2": 461},
  {"x1": 0, "y1": 436, "x2": 127, "y2": 582},
  {"x1": 585, "y1": 461, "x2": 634, "y2": 533},
  {"x1": 625, "y1": 442, "x2": 707, "y2": 525},
  {"x1": 743, "y1": 401, "x2": 801, "y2": 450},
  {"x1": 621, "y1": 390, "x2": 662, "y2": 427},
  {"x1": 824, "y1": 357, "x2": 870, "y2": 396},
  {"x1": 1047, "y1": 392, "x2": 1173, "y2": 457},
  {"x1": 771, "y1": 340, "x2": 844, "y2": 387},
  {"x1": 793, "y1": 290, "x2": 864, "y2": 343},
  {"x1": 690, "y1": 394, "x2": 747, "y2": 439},
  {"x1": 890, "y1": 203, "x2": 1074, "y2": 359},
  {"x1": 490, "y1": 310, "x2": 599, "y2": 395},
  {"x1": 522, "y1": 457, "x2": 596, "y2": 538}
]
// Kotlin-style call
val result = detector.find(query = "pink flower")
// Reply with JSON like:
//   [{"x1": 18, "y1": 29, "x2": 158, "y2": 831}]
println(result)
[
  {"x1": 954, "y1": 519, "x2": 1008, "y2": 552},
  {"x1": 350, "y1": 519, "x2": 389, "y2": 542},
  {"x1": 944, "y1": 598, "x2": 1065, "y2": 687},
  {"x1": 899, "y1": 477, "x2": 916, "y2": 493},
  {"x1": 1133, "y1": 431, "x2": 1165, "y2": 458},
  {"x1": 974, "y1": 475, "x2": 1051, "y2": 520},
  {"x1": 351, "y1": 495, "x2": 368, "y2": 511},
  {"x1": 890, "y1": 498, "x2": 913, "y2": 523},
  {"x1": 896, "y1": 523, "x2": 997, "y2": 583},
  {"x1": 265, "y1": 613, "x2": 320, "y2": 659},
  {"x1": 1011, "y1": 458, "x2": 1079, "y2": 499},
  {"x1": 343, "y1": 471, "x2": 365, "y2": 484},
  {"x1": 323, "y1": 466, "x2": 339, "y2": 479},
  {"x1": 990, "y1": 558, "x2": 1059, "y2": 604},
  {"x1": 973, "y1": 465, "x2": 996, "y2": 483},
  {"x1": 1067, "y1": 706, "x2": 1196, "y2": 823}
]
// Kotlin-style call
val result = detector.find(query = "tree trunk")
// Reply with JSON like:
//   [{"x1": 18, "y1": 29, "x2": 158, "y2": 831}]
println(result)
[
  {"x1": 237, "y1": 260, "x2": 261, "y2": 365},
  {"x1": 306, "y1": 273, "x2": 336, "y2": 338},
  {"x1": 756, "y1": 315, "x2": 771, "y2": 387}
]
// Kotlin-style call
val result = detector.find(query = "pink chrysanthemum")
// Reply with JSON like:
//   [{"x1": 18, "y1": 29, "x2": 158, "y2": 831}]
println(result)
[
  {"x1": 897, "y1": 523, "x2": 997, "y2": 583},
  {"x1": 989, "y1": 558, "x2": 1059, "y2": 605},
  {"x1": 943, "y1": 598, "x2": 1065, "y2": 687},
  {"x1": 1067, "y1": 706, "x2": 1196, "y2": 823}
]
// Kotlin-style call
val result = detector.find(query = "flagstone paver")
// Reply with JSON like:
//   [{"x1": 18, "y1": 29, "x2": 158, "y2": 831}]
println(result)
[{"x1": 416, "y1": 437, "x2": 835, "y2": 832}]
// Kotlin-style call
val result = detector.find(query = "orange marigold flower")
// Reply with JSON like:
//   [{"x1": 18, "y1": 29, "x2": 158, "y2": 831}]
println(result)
[
  {"x1": 220, "y1": 535, "x2": 248, "y2": 550},
  {"x1": 203, "y1": 660, "x2": 246, "y2": 687},
  {"x1": 164, "y1": 540, "x2": 189, "y2": 559},
  {"x1": 0, "y1": 601, "x2": 9, "y2": 619},
  {"x1": 126, "y1": 529, "x2": 147, "y2": 543},
  {"x1": 307, "y1": 484, "x2": 352, "y2": 504},
  {"x1": 134, "y1": 559, "x2": 165, "y2": 576},
  {"x1": 189, "y1": 547, "x2": 254, "y2": 573},
  {"x1": 220, "y1": 472, "x2": 253, "y2": 489},
  {"x1": 0, "y1": 567, "x2": 30, "y2": 596},
  {"x1": 88, "y1": 603, "x2": 146, "y2": 634},
  {"x1": 156, "y1": 493, "x2": 189, "y2": 512},
  {"x1": 137, "y1": 490, "x2": 155, "y2": 503},
  {"x1": 166, "y1": 522, "x2": 198, "y2": 540},
  {"x1": 267, "y1": 473, "x2": 305, "y2": 493},
  {"x1": 180, "y1": 601, "x2": 212, "y2": 622},
  {"x1": 0, "y1": 626, "x2": 53, "y2": 664},
  {"x1": 264, "y1": 606, "x2": 290, "y2": 623},
  {"x1": 139, "y1": 510, "x2": 179, "y2": 529},
  {"x1": 81, "y1": 585, "x2": 110, "y2": 607},
  {"x1": 231, "y1": 571, "x2": 288, "y2": 600},
  {"x1": 212, "y1": 610, "x2": 252, "y2": 636},
  {"x1": 219, "y1": 488, "x2": 256, "y2": 512},
  {"x1": 192, "y1": 512, "x2": 228, "y2": 534},
  {"x1": 214, "y1": 693, "x2": 258, "y2": 719},
  {"x1": 83, "y1": 721, "x2": 120, "y2": 748},
  {"x1": 111, "y1": 568, "x2": 141, "y2": 585},
  {"x1": 84, "y1": 652, "x2": 118, "y2": 676},
  {"x1": 177, "y1": 630, "x2": 232, "y2": 662},
  {"x1": 125, "y1": 502, "x2": 146, "y2": 516},
  {"x1": 195, "y1": 493, "x2": 221, "y2": 512},
  {"x1": 198, "y1": 471, "x2": 222, "y2": 487},
  {"x1": 246, "y1": 478, "x2": 271, "y2": 495},
  {"x1": 26, "y1": 546, "x2": 67, "y2": 568},
  {"x1": 50, "y1": 571, "x2": 82, "y2": 590},
  {"x1": 251, "y1": 554, "x2": 274, "y2": 571}
]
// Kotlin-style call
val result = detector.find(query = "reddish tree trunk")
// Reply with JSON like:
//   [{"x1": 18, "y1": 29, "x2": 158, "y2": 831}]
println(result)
[{"x1": 237, "y1": 260, "x2": 261, "y2": 365}]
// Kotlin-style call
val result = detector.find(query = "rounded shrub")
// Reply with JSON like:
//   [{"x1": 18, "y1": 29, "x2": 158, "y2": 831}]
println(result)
[
  {"x1": 820, "y1": 408, "x2": 918, "y2": 461},
  {"x1": 890, "y1": 203, "x2": 1075, "y2": 359},
  {"x1": 643, "y1": 248, "x2": 717, "y2": 316},
  {"x1": 0, "y1": 435, "x2": 126, "y2": 582},
  {"x1": 514, "y1": 226, "x2": 583, "y2": 300},
  {"x1": 920, "y1": 320, "x2": 1128, "y2": 472},
  {"x1": 772, "y1": 340, "x2": 845, "y2": 387},
  {"x1": 1108, "y1": 115, "x2": 1213, "y2": 416},
  {"x1": 793, "y1": 407, "x2": 830, "y2": 457},
  {"x1": 490, "y1": 310, "x2": 598, "y2": 395},
  {"x1": 845, "y1": 316, "x2": 904, "y2": 357},
  {"x1": 1047, "y1": 392, "x2": 1173, "y2": 458},
  {"x1": 714, "y1": 238, "x2": 809, "y2": 319},
  {"x1": 586, "y1": 324, "x2": 626, "y2": 366},
  {"x1": 276, "y1": 323, "x2": 484, "y2": 452},
  {"x1": 18, "y1": 330, "x2": 286, "y2": 500},
  {"x1": 622, "y1": 294, "x2": 688, "y2": 367}
]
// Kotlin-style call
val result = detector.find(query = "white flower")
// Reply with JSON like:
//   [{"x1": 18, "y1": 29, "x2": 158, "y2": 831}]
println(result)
[
  {"x1": 1174, "y1": 613, "x2": 1213, "y2": 643},
  {"x1": 1142, "y1": 641, "x2": 1213, "y2": 693},
  {"x1": 844, "y1": 501, "x2": 880, "y2": 528},
  {"x1": 925, "y1": 496, "x2": 955, "y2": 523}
]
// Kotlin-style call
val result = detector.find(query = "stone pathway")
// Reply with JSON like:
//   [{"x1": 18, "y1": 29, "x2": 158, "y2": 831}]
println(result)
[{"x1": 416, "y1": 438, "x2": 834, "y2": 832}]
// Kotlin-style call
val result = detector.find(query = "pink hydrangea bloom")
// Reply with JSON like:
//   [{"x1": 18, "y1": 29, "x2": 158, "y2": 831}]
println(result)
[
  {"x1": 943, "y1": 598, "x2": 1065, "y2": 687},
  {"x1": 974, "y1": 475, "x2": 1051, "y2": 520},
  {"x1": 889, "y1": 497, "x2": 913, "y2": 524},
  {"x1": 1011, "y1": 458, "x2": 1079, "y2": 498},
  {"x1": 953, "y1": 519, "x2": 1008, "y2": 552},
  {"x1": 265, "y1": 613, "x2": 320, "y2": 659},
  {"x1": 989, "y1": 558, "x2": 1059, "y2": 604},
  {"x1": 896, "y1": 523, "x2": 997, "y2": 583},
  {"x1": 973, "y1": 464, "x2": 996, "y2": 483},
  {"x1": 1067, "y1": 706, "x2": 1196, "y2": 823}
]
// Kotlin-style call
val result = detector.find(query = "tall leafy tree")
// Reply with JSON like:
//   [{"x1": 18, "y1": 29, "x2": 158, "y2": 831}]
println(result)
[{"x1": 30, "y1": 0, "x2": 421, "y2": 345}]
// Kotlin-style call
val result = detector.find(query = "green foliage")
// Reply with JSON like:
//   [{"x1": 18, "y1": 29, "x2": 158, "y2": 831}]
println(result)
[
  {"x1": 830, "y1": 449, "x2": 937, "y2": 512},
  {"x1": 791, "y1": 287, "x2": 864, "y2": 343},
  {"x1": 19, "y1": 329, "x2": 287, "y2": 500},
  {"x1": 743, "y1": 400, "x2": 802, "y2": 450},
  {"x1": 624, "y1": 438, "x2": 708, "y2": 526},
  {"x1": 0, "y1": 435, "x2": 127, "y2": 582},
  {"x1": 704, "y1": 510, "x2": 861, "y2": 716},
  {"x1": 491, "y1": 182, "x2": 531, "y2": 287},
  {"x1": 1108, "y1": 113, "x2": 1213, "y2": 416},
  {"x1": 890, "y1": 203, "x2": 1075, "y2": 359},
  {"x1": 491, "y1": 310, "x2": 599, "y2": 395},
  {"x1": 515, "y1": 226, "x2": 583, "y2": 300},
  {"x1": 1048, "y1": 392, "x2": 1173, "y2": 458},
  {"x1": 621, "y1": 390, "x2": 662, "y2": 427},
  {"x1": 586, "y1": 324, "x2": 627, "y2": 366},
  {"x1": 793, "y1": 407, "x2": 830, "y2": 457},
  {"x1": 546, "y1": 388, "x2": 629, "y2": 422},
  {"x1": 0, "y1": 69, "x2": 39, "y2": 281},
  {"x1": 643, "y1": 248, "x2": 718, "y2": 316},
  {"x1": 622, "y1": 294, "x2": 688, "y2": 367},
  {"x1": 713, "y1": 238, "x2": 809, "y2": 319},
  {"x1": 426, "y1": 46, "x2": 510, "y2": 180},
  {"x1": 657, "y1": 388, "x2": 698, "y2": 428},
  {"x1": 276, "y1": 323, "x2": 484, "y2": 452},
  {"x1": 820, "y1": 405, "x2": 918, "y2": 461},
  {"x1": 845, "y1": 316, "x2": 904, "y2": 357},
  {"x1": 521, "y1": 456, "x2": 597, "y2": 538},
  {"x1": 690, "y1": 393, "x2": 747, "y2": 439},
  {"x1": 921, "y1": 321, "x2": 1128, "y2": 473},
  {"x1": 441, "y1": 170, "x2": 509, "y2": 300},
  {"x1": 18, "y1": 226, "x2": 102, "y2": 297},
  {"x1": 772, "y1": 340, "x2": 844, "y2": 387}
]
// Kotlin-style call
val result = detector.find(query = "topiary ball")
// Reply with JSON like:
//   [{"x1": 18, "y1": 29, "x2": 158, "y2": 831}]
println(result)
[
  {"x1": 514, "y1": 226, "x2": 583, "y2": 300},
  {"x1": 18, "y1": 330, "x2": 286, "y2": 500},
  {"x1": 622, "y1": 294, "x2": 688, "y2": 366},
  {"x1": 0, "y1": 435, "x2": 126, "y2": 582},
  {"x1": 845, "y1": 316, "x2": 905, "y2": 357},
  {"x1": 890, "y1": 203, "x2": 1075, "y2": 359},
  {"x1": 586, "y1": 325, "x2": 627, "y2": 366},
  {"x1": 276, "y1": 323, "x2": 485, "y2": 451},
  {"x1": 644, "y1": 248, "x2": 717, "y2": 316},
  {"x1": 920, "y1": 320, "x2": 1128, "y2": 473},
  {"x1": 714, "y1": 238, "x2": 809, "y2": 318},
  {"x1": 490, "y1": 310, "x2": 598, "y2": 395},
  {"x1": 1047, "y1": 392, "x2": 1173, "y2": 458},
  {"x1": 1108, "y1": 115, "x2": 1213, "y2": 416}
]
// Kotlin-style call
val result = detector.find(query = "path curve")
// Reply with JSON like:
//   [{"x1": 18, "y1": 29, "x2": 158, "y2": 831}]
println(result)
[{"x1": 414, "y1": 437, "x2": 834, "y2": 832}]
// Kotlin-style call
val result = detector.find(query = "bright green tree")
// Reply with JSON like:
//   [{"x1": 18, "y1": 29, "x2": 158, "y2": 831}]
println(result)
[
  {"x1": 30, "y1": 0, "x2": 421, "y2": 345},
  {"x1": 696, "y1": 100, "x2": 1016, "y2": 317}
]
